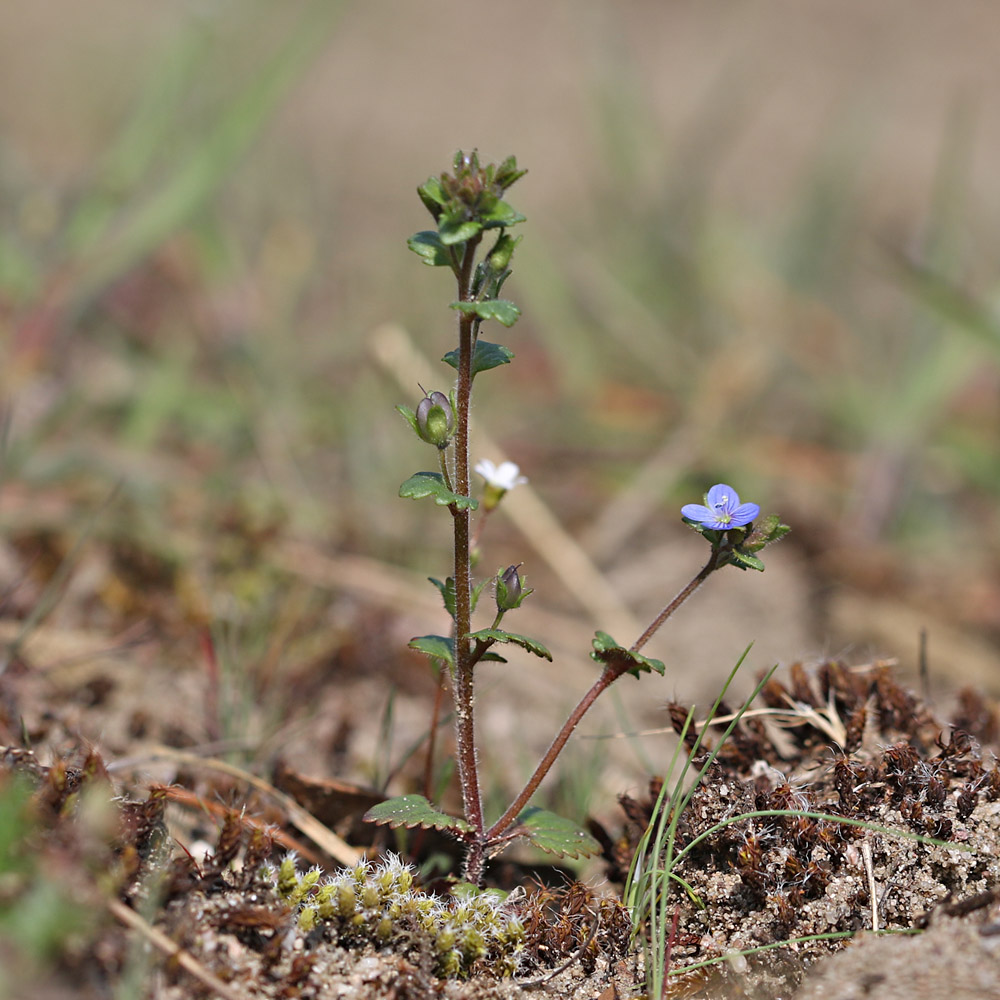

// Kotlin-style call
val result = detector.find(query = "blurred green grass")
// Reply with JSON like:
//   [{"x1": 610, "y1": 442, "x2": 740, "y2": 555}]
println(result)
[{"x1": 0, "y1": 0, "x2": 997, "y2": 669}]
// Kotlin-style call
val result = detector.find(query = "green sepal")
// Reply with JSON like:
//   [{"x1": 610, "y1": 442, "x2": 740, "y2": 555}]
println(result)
[
  {"x1": 441, "y1": 340, "x2": 514, "y2": 376},
  {"x1": 364, "y1": 794, "x2": 471, "y2": 837},
  {"x1": 399, "y1": 472, "x2": 478, "y2": 511},
  {"x1": 449, "y1": 300, "x2": 520, "y2": 327},
  {"x1": 407, "y1": 230, "x2": 454, "y2": 267},
  {"x1": 428, "y1": 576, "x2": 490, "y2": 619},
  {"x1": 590, "y1": 630, "x2": 666, "y2": 679},
  {"x1": 743, "y1": 514, "x2": 791, "y2": 552},
  {"x1": 513, "y1": 806, "x2": 601, "y2": 859},
  {"x1": 396, "y1": 404, "x2": 419, "y2": 435},
  {"x1": 466, "y1": 628, "x2": 552, "y2": 661},
  {"x1": 492, "y1": 155, "x2": 528, "y2": 191}
]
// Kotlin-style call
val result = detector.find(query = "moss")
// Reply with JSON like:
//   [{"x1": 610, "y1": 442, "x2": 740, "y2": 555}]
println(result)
[{"x1": 267, "y1": 853, "x2": 524, "y2": 978}]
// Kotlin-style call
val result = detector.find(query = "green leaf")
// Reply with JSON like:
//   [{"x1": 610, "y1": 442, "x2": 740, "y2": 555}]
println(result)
[
  {"x1": 449, "y1": 300, "x2": 521, "y2": 327},
  {"x1": 410, "y1": 632, "x2": 505, "y2": 665},
  {"x1": 399, "y1": 472, "x2": 478, "y2": 511},
  {"x1": 590, "y1": 630, "x2": 666, "y2": 680},
  {"x1": 514, "y1": 806, "x2": 601, "y2": 859},
  {"x1": 480, "y1": 199, "x2": 526, "y2": 229},
  {"x1": 729, "y1": 550, "x2": 765, "y2": 572},
  {"x1": 409, "y1": 634, "x2": 454, "y2": 667},
  {"x1": 442, "y1": 340, "x2": 514, "y2": 376},
  {"x1": 439, "y1": 216, "x2": 482, "y2": 245},
  {"x1": 417, "y1": 178, "x2": 447, "y2": 220},
  {"x1": 364, "y1": 795, "x2": 471, "y2": 836},
  {"x1": 471, "y1": 577, "x2": 490, "y2": 613},
  {"x1": 428, "y1": 577, "x2": 457, "y2": 619},
  {"x1": 395, "y1": 404, "x2": 419, "y2": 435},
  {"x1": 466, "y1": 628, "x2": 552, "y2": 661},
  {"x1": 427, "y1": 577, "x2": 490, "y2": 620},
  {"x1": 407, "y1": 230, "x2": 453, "y2": 267}
]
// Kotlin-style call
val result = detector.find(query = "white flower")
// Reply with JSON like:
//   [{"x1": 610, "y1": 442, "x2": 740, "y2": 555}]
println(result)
[{"x1": 475, "y1": 459, "x2": 528, "y2": 492}]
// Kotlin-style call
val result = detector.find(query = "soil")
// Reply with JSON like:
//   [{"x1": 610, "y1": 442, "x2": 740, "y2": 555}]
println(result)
[{"x1": 3, "y1": 562, "x2": 1000, "y2": 1000}]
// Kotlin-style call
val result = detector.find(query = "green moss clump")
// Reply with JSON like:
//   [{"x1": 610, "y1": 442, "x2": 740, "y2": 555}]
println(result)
[{"x1": 266, "y1": 853, "x2": 524, "y2": 978}]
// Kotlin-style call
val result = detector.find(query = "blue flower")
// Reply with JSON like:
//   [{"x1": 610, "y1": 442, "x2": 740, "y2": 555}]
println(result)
[{"x1": 682, "y1": 484, "x2": 760, "y2": 530}]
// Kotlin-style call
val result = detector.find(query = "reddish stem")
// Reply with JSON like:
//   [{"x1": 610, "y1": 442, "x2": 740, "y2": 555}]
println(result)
[{"x1": 451, "y1": 236, "x2": 484, "y2": 846}]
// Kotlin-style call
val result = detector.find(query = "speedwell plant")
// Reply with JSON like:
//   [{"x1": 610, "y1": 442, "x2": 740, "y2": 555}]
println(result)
[{"x1": 365, "y1": 152, "x2": 789, "y2": 884}]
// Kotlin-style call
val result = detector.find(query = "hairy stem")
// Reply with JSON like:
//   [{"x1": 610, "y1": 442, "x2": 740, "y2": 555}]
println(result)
[
  {"x1": 486, "y1": 664, "x2": 620, "y2": 842},
  {"x1": 631, "y1": 549, "x2": 721, "y2": 654},
  {"x1": 485, "y1": 548, "x2": 726, "y2": 847},
  {"x1": 452, "y1": 235, "x2": 484, "y2": 841}
]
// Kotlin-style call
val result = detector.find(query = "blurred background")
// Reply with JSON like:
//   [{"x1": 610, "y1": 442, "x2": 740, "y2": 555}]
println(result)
[{"x1": 1, "y1": 0, "x2": 998, "y2": 825}]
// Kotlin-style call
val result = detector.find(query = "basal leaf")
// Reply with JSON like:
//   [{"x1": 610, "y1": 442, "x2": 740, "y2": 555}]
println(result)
[
  {"x1": 466, "y1": 628, "x2": 552, "y2": 661},
  {"x1": 399, "y1": 472, "x2": 478, "y2": 511},
  {"x1": 441, "y1": 340, "x2": 515, "y2": 376},
  {"x1": 514, "y1": 806, "x2": 601, "y2": 859},
  {"x1": 590, "y1": 630, "x2": 665, "y2": 679},
  {"x1": 364, "y1": 794, "x2": 470, "y2": 836},
  {"x1": 449, "y1": 300, "x2": 521, "y2": 328}
]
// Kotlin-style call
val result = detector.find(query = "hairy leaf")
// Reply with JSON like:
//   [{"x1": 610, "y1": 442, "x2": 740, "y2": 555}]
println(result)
[
  {"x1": 407, "y1": 230, "x2": 453, "y2": 267},
  {"x1": 514, "y1": 806, "x2": 601, "y2": 859},
  {"x1": 449, "y1": 300, "x2": 520, "y2": 327},
  {"x1": 590, "y1": 630, "x2": 665, "y2": 679},
  {"x1": 410, "y1": 633, "x2": 505, "y2": 666},
  {"x1": 466, "y1": 628, "x2": 552, "y2": 661},
  {"x1": 439, "y1": 216, "x2": 482, "y2": 246},
  {"x1": 441, "y1": 340, "x2": 514, "y2": 376},
  {"x1": 399, "y1": 472, "x2": 477, "y2": 511},
  {"x1": 364, "y1": 795, "x2": 470, "y2": 836},
  {"x1": 409, "y1": 634, "x2": 454, "y2": 667}
]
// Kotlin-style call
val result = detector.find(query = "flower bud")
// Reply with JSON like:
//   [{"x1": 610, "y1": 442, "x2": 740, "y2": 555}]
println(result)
[
  {"x1": 486, "y1": 233, "x2": 520, "y2": 273},
  {"x1": 415, "y1": 391, "x2": 455, "y2": 449},
  {"x1": 495, "y1": 564, "x2": 524, "y2": 612}
]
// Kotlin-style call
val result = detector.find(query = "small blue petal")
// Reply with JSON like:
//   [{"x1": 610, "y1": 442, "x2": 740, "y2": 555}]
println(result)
[
  {"x1": 681, "y1": 503, "x2": 713, "y2": 522},
  {"x1": 705, "y1": 484, "x2": 739, "y2": 512},
  {"x1": 729, "y1": 503, "x2": 760, "y2": 527}
]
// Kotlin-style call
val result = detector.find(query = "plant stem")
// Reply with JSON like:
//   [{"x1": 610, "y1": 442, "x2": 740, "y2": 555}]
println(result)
[
  {"x1": 452, "y1": 236, "x2": 484, "y2": 845},
  {"x1": 485, "y1": 663, "x2": 621, "y2": 842},
  {"x1": 484, "y1": 549, "x2": 726, "y2": 846},
  {"x1": 631, "y1": 549, "x2": 721, "y2": 654}
]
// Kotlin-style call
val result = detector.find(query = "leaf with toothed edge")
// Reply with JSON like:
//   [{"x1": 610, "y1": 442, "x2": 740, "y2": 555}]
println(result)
[
  {"x1": 590, "y1": 630, "x2": 665, "y2": 679},
  {"x1": 442, "y1": 340, "x2": 514, "y2": 376},
  {"x1": 364, "y1": 795, "x2": 471, "y2": 837},
  {"x1": 513, "y1": 806, "x2": 601, "y2": 859},
  {"x1": 409, "y1": 634, "x2": 506, "y2": 666},
  {"x1": 428, "y1": 577, "x2": 490, "y2": 621},
  {"x1": 466, "y1": 628, "x2": 552, "y2": 661},
  {"x1": 449, "y1": 300, "x2": 520, "y2": 327},
  {"x1": 399, "y1": 472, "x2": 478, "y2": 511}
]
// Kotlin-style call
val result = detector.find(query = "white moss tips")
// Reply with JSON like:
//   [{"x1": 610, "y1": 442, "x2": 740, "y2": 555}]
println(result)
[{"x1": 270, "y1": 854, "x2": 524, "y2": 977}]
